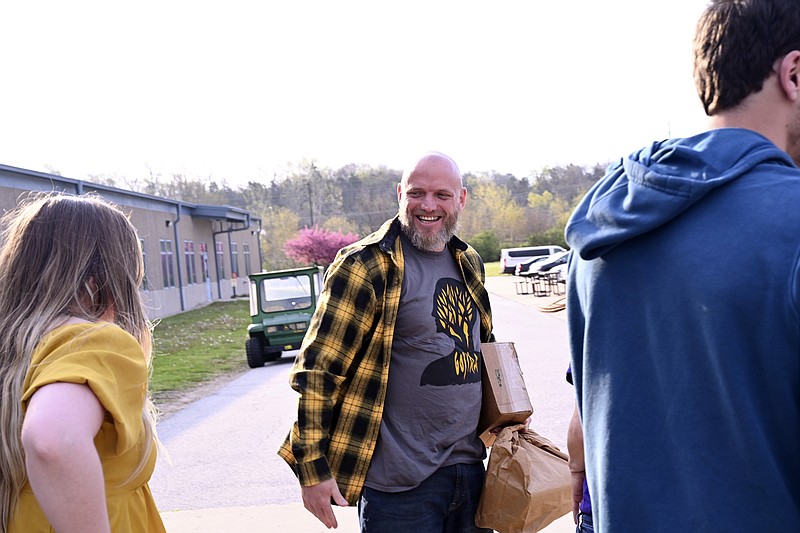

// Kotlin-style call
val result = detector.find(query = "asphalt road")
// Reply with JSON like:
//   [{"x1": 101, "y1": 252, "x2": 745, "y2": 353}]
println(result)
[{"x1": 149, "y1": 276, "x2": 576, "y2": 532}]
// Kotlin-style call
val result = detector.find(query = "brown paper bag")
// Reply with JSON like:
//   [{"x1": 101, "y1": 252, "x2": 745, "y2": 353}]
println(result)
[{"x1": 475, "y1": 424, "x2": 572, "y2": 533}]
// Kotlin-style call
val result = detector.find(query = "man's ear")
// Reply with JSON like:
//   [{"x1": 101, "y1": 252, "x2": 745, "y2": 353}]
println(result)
[{"x1": 778, "y1": 51, "x2": 800, "y2": 101}]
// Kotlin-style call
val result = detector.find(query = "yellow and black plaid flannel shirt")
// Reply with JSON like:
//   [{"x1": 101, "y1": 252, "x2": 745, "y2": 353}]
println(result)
[{"x1": 277, "y1": 217, "x2": 494, "y2": 505}]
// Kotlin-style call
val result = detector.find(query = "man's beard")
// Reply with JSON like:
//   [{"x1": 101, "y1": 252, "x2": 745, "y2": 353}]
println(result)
[
  {"x1": 788, "y1": 107, "x2": 800, "y2": 167},
  {"x1": 399, "y1": 205, "x2": 461, "y2": 252}
]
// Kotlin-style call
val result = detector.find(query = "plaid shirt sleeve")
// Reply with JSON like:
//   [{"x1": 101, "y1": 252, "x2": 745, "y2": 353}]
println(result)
[{"x1": 281, "y1": 249, "x2": 383, "y2": 488}]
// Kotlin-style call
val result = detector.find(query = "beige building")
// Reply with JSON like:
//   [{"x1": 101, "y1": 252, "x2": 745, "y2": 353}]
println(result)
[{"x1": 0, "y1": 163, "x2": 263, "y2": 319}]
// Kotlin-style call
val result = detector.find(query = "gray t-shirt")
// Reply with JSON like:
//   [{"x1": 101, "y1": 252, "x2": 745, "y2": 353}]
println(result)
[{"x1": 364, "y1": 233, "x2": 485, "y2": 492}]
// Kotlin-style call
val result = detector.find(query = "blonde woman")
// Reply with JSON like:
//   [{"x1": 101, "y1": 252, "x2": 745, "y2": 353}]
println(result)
[{"x1": 0, "y1": 194, "x2": 165, "y2": 532}]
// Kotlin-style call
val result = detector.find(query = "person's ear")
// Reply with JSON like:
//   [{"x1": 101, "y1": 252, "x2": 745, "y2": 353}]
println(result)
[{"x1": 778, "y1": 51, "x2": 800, "y2": 101}]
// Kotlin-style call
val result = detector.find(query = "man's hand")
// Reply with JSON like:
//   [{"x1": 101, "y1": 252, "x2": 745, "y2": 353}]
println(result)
[
  {"x1": 301, "y1": 478, "x2": 349, "y2": 529},
  {"x1": 566, "y1": 402, "x2": 585, "y2": 524},
  {"x1": 570, "y1": 469, "x2": 585, "y2": 524}
]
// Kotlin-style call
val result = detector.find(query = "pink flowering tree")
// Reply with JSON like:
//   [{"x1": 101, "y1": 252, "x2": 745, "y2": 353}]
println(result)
[{"x1": 283, "y1": 226, "x2": 360, "y2": 267}]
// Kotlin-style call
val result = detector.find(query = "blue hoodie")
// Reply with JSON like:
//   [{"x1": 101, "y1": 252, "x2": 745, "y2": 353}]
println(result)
[{"x1": 565, "y1": 128, "x2": 800, "y2": 532}]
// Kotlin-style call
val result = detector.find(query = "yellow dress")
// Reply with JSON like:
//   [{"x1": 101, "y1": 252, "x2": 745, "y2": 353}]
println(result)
[{"x1": 10, "y1": 323, "x2": 166, "y2": 532}]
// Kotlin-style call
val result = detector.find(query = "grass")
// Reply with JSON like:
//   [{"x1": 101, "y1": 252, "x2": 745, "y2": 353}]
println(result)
[
  {"x1": 150, "y1": 299, "x2": 251, "y2": 395},
  {"x1": 150, "y1": 262, "x2": 501, "y2": 398},
  {"x1": 484, "y1": 261, "x2": 501, "y2": 277}
]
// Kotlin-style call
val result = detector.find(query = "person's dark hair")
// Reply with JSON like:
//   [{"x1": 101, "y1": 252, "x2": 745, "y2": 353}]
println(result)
[{"x1": 694, "y1": 0, "x2": 800, "y2": 115}]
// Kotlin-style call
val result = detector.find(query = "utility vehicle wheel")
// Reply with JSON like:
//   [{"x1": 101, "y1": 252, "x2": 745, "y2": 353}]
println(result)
[{"x1": 246, "y1": 337, "x2": 266, "y2": 368}]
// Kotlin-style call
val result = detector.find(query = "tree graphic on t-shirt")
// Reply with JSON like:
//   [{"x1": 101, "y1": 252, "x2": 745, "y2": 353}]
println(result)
[{"x1": 419, "y1": 278, "x2": 481, "y2": 386}]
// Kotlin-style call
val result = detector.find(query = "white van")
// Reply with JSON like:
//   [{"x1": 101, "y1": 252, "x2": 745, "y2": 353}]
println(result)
[{"x1": 500, "y1": 245, "x2": 565, "y2": 274}]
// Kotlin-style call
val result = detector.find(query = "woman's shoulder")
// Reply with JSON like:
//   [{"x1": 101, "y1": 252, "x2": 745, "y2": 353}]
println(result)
[
  {"x1": 35, "y1": 320, "x2": 140, "y2": 363},
  {"x1": 24, "y1": 320, "x2": 146, "y2": 409}
]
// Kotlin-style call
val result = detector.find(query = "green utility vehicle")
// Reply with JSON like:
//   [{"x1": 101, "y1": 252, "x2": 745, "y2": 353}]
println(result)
[{"x1": 246, "y1": 265, "x2": 324, "y2": 368}]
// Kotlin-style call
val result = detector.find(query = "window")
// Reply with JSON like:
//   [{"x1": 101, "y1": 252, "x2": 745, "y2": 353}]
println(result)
[
  {"x1": 160, "y1": 240, "x2": 175, "y2": 288},
  {"x1": 231, "y1": 242, "x2": 239, "y2": 277},
  {"x1": 199, "y1": 242, "x2": 209, "y2": 281},
  {"x1": 243, "y1": 243, "x2": 252, "y2": 275},
  {"x1": 260, "y1": 274, "x2": 314, "y2": 312},
  {"x1": 215, "y1": 241, "x2": 225, "y2": 279},
  {"x1": 140, "y1": 238, "x2": 149, "y2": 290},
  {"x1": 184, "y1": 240, "x2": 197, "y2": 284}
]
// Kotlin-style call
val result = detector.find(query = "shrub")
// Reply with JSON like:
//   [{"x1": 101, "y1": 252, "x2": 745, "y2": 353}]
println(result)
[
  {"x1": 469, "y1": 231, "x2": 501, "y2": 262},
  {"x1": 527, "y1": 227, "x2": 568, "y2": 249},
  {"x1": 283, "y1": 226, "x2": 359, "y2": 266}
]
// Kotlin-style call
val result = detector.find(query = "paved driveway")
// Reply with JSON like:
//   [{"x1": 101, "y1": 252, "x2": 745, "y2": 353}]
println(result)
[{"x1": 150, "y1": 275, "x2": 576, "y2": 532}]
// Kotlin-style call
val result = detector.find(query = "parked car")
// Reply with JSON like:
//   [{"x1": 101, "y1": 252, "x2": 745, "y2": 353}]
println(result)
[
  {"x1": 514, "y1": 255, "x2": 549, "y2": 276},
  {"x1": 500, "y1": 245, "x2": 565, "y2": 274},
  {"x1": 549, "y1": 262, "x2": 567, "y2": 280},
  {"x1": 245, "y1": 265, "x2": 323, "y2": 368},
  {"x1": 520, "y1": 250, "x2": 570, "y2": 277}
]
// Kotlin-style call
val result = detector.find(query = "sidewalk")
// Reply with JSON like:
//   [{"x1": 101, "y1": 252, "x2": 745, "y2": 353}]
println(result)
[
  {"x1": 484, "y1": 275, "x2": 566, "y2": 321},
  {"x1": 161, "y1": 503, "x2": 576, "y2": 532},
  {"x1": 161, "y1": 503, "x2": 359, "y2": 532},
  {"x1": 160, "y1": 275, "x2": 574, "y2": 533}
]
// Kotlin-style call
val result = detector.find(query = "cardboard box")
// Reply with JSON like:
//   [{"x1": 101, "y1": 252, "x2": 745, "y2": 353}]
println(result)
[{"x1": 478, "y1": 342, "x2": 533, "y2": 446}]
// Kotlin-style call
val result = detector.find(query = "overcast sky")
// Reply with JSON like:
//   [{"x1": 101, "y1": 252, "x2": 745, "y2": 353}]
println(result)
[{"x1": 1, "y1": 1, "x2": 709, "y2": 188}]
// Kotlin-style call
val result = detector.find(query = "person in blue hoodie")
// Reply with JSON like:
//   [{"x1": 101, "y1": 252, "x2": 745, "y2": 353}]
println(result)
[{"x1": 565, "y1": 1, "x2": 800, "y2": 531}]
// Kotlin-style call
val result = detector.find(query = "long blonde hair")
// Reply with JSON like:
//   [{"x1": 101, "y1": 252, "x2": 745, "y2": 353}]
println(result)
[{"x1": 0, "y1": 193, "x2": 158, "y2": 531}]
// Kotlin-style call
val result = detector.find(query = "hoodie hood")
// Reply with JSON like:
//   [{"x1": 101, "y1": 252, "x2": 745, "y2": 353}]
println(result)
[{"x1": 565, "y1": 128, "x2": 796, "y2": 260}]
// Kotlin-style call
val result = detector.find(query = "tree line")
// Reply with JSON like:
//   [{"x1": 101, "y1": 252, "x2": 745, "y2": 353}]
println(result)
[{"x1": 91, "y1": 160, "x2": 609, "y2": 270}]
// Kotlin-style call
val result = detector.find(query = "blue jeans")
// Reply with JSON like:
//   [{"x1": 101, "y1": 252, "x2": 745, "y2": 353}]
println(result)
[
  {"x1": 358, "y1": 462, "x2": 491, "y2": 533},
  {"x1": 577, "y1": 511, "x2": 594, "y2": 533}
]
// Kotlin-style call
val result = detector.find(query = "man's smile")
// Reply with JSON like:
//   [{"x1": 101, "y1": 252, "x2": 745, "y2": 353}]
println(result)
[{"x1": 416, "y1": 214, "x2": 442, "y2": 224}]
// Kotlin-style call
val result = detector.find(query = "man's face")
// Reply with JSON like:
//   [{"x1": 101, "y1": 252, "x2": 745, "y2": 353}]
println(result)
[{"x1": 397, "y1": 156, "x2": 466, "y2": 252}]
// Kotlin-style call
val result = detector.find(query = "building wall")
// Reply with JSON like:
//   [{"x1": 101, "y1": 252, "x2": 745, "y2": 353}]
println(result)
[{"x1": 0, "y1": 165, "x2": 262, "y2": 320}]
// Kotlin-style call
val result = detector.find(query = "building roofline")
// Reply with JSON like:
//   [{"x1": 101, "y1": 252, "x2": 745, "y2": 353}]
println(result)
[{"x1": 0, "y1": 163, "x2": 260, "y2": 223}]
